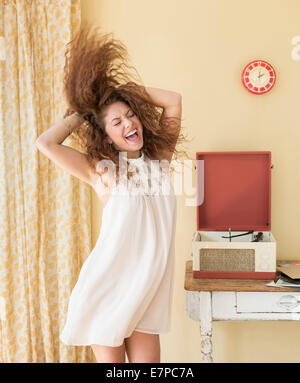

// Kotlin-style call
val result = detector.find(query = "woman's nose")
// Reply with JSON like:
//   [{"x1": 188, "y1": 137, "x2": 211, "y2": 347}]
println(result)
[{"x1": 124, "y1": 118, "x2": 132, "y2": 128}]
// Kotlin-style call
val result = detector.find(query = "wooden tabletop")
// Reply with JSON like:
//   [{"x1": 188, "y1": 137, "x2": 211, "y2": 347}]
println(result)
[{"x1": 184, "y1": 260, "x2": 300, "y2": 292}]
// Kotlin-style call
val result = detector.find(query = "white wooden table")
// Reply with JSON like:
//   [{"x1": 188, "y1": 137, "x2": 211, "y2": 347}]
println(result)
[{"x1": 184, "y1": 260, "x2": 300, "y2": 362}]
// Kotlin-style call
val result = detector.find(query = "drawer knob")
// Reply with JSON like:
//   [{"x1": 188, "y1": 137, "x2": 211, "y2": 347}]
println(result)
[{"x1": 277, "y1": 295, "x2": 299, "y2": 310}]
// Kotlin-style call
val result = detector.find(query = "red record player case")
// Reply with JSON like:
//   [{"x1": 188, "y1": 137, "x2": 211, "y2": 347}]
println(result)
[{"x1": 194, "y1": 151, "x2": 276, "y2": 279}]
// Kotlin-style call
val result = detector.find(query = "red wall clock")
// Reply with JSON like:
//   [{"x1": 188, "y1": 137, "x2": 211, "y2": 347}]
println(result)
[{"x1": 241, "y1": 60, "x2": 276, "y2": 94}]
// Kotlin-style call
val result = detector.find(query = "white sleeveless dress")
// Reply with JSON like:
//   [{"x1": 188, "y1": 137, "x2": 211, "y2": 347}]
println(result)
[{"x1": 60, "y1": 150, "x2": 177, "y2": 347}]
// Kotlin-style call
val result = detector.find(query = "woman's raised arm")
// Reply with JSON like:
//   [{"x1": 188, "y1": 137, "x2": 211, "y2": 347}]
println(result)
[{"x1": 35, "y1": 113, "x2": 99, "y2": 187}]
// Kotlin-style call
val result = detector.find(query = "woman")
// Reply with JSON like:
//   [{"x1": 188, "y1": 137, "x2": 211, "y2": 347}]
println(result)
[{"x1": 35, "y1": 23, "x2": 188, "y2": 363}]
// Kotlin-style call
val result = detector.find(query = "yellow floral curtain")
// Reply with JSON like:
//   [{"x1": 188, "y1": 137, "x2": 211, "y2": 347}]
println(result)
[{"x1": 0, "y1": 0, "x2": 95, "y2": 362}]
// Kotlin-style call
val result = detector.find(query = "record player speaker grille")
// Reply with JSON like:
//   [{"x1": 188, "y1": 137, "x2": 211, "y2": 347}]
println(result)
[{"x1": 199, "y1": 249, "x2": 255, "y2": 272}]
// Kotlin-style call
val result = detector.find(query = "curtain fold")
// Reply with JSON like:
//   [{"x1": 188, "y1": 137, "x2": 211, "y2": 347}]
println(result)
[{"x1": 0, "y1": 0, "x2": 95, "y2": 362}]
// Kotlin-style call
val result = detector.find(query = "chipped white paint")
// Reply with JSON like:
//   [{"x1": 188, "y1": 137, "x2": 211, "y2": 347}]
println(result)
[
  {"x1": 212, "y1": 292, "x2": 237, "y2": 320},
  {"x1": 237, "y1": 292, "x2": 300, "y2": 313},
  {"x1": 186, "y1": 290, "x2": 300, "y2": 362},
  {"x1": 186, "y1": 291, "x2": 200, "y2": 321},
  {"x1": 199, "y1": 292, "x2": 212, "y2": 363},
  {"x1": 211, "y1": 292, "x2": 300, "y2": 320}
]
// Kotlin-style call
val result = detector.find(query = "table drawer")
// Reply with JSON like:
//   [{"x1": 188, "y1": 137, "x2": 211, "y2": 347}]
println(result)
[{"x1": 236, "y1": 292, "x2": 300, "y2": 313}]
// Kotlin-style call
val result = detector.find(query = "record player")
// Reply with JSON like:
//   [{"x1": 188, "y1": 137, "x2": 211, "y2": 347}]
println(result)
[{"x1": 192, "y1": 151, "x2": 276, "y2": 280}]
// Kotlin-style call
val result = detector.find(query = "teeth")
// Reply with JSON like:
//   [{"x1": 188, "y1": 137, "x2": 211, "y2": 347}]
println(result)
[{"x1": 125, "y1": 129, "x2": 137, "y2": 138}]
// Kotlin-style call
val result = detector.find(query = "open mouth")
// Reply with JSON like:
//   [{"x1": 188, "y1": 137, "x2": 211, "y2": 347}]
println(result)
[{"x1": 125, "y1": 128, "x2": 140, "y2": 143}]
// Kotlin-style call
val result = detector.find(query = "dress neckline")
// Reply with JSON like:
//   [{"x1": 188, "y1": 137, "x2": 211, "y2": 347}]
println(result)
[{"x1": 126, "y1": 150, "x2": 145, "y2": 164}]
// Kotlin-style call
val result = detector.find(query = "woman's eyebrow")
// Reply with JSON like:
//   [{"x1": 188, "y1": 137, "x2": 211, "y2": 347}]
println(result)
[{"x1": 111, "y1": 108, "x2": 131, "y2": 123}]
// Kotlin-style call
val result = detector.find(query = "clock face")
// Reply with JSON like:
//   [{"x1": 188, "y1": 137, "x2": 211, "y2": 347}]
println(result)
[{"x1": 241, "y1": 60, "x2": 276, "y2": 94}]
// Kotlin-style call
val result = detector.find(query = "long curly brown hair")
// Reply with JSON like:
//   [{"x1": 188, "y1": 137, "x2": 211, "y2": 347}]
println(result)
[{"x1": 62, "y1": 22, "x2": 191, "y2": 182}]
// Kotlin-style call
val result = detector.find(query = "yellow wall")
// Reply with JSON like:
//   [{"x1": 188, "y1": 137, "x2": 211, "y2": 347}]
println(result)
[{"x1": 81, "y1": 0, "x2": 300, "y2": 362}]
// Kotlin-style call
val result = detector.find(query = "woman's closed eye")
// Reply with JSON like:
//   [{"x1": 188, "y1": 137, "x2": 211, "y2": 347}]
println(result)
[{"x1": 114, "y1": 112, "x2": 135, "y2": 126}]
